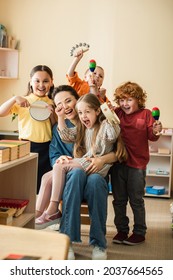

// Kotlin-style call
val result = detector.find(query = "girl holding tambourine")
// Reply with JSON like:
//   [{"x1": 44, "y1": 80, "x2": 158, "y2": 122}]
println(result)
[{"x1": 0, "y1": 65, "x2": 56, "y2": 193}]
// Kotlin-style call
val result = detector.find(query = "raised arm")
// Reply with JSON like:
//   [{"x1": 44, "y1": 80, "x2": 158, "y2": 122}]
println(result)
[
  {"x1": 67, "y1": 49, "x2": 84, "y2": 77},
  {"x1": 55, "y1": 104, "x2": 76, "y2": 143},
  {"x1": 55, "y1": 105, "x2": 67, "y2": 131}
]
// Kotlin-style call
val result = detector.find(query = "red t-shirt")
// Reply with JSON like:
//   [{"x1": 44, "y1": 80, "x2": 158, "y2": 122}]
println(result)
[{"x1": 115, "y1": 107, "x2": 159, "y2": 169}]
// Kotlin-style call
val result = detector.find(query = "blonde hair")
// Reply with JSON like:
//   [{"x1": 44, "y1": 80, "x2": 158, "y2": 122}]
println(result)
[
  {"x1": 84, "y1": 66, "x2": 104, "y2": 76},
  {"x1": 114, "y1": 81, "x2": 147, "y2": 109},
  {"x1": 74, "y1": 94, "x2": 105, "y2": 157}
]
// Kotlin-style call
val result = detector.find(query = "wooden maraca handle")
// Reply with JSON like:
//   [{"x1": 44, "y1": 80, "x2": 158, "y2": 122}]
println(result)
[{"x1": 30, "y1": 104, "x2": 47, "y2": 109}]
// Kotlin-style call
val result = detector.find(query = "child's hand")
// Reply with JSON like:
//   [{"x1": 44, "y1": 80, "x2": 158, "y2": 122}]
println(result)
[
  {"x1": 99, "y1": 88, "x2": 106, "y2": 100},
  {"x1": 153, "y1": 121, "x2": 162, "y2": 135},
  {"x1": 107, "y1": 101, "x2": 116, "y2": 111},
  {"x1": 47, "y1": 104, "x2": 55, "y2": 115},
  {"x1": 88, "y1": 73, "x2": 97, "y2": 87},
  {"x1": 15, "y1": 96, "x2": 30, "y2": 107},
  {"x1": 56, "y1": 155, "x2": 73, "y2": 164},
  {"x1": 74, "y1": 49, "x2": 84, "y2": 60}
]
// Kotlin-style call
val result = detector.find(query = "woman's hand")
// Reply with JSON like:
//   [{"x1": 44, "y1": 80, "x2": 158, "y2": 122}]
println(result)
[
  {"x1": 85, "y1": 157, "x2": 104, "y2": 174},
  {"x1": 56, "y1": 155, "x2": 73, "y2": 164},
  {"x1": 55, "y1": 104, "x2": 66, "y2": 117}
]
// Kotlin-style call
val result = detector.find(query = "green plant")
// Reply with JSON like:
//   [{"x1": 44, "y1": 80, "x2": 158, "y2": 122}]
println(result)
[{"x1": 12, "y1": 113, "x2": 18, "y2": 121}]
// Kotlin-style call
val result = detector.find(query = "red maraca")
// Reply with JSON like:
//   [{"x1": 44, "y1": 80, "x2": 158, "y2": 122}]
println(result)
[
  {"x1": 152, "y1": 107, "x2": 160, "y2": 120},
  {"x1": 89, "y1": 59, "x2": 96, "y2": 72}
]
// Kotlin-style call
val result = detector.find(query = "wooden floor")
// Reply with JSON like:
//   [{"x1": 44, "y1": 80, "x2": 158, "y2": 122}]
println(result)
[{"x1": 72, "y1": 195, "x2": 173, "y2": 260}]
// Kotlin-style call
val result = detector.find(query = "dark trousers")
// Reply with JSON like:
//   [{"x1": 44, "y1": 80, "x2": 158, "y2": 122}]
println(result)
[
  {"x1": 110, "y1": 162, "x2": 147, "y2": 236},
  {"x1": 30, "y1": 141, "x2": 52, "y2": 194}
]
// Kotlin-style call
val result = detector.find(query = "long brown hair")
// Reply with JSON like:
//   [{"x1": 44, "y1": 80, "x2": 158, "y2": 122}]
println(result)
[
  {"x1": 73, "y1": 94, "x2": 105, "y2": 157},
  {"x1": 115, "y1": 134, "x2": 128, "y2": 162}
]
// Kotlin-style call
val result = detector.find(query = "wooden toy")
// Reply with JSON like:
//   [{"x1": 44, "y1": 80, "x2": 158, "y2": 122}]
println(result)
[
  {"x1": 152, "y1": 107, "x2": 161, "y2": 135},
  {"x1": 152, "y1": 107, "x2": 160, "y2": 120},
  {"x1": 100, "y1": 102, "x2": 120, "y2": 125},
  {"x1": 89, "y1": 59, "x2": 96, "y2": 72},
  {"x1": 29, "y1": 100, "x2": 50, "y2": 121},
  {"x1": 0, "y1": 207, "x2": 16, "y2": 225},
  {"x1": 0, "y1": 198, "x2": 29, "y2": 217},
  {"x1": 0, "y1": 146, "x2": 10, "y2": 163}
]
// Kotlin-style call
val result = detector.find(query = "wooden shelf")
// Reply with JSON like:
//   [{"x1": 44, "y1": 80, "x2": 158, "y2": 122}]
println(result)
[
  {"x1": 0, "y1": 153, "x2": 38, "y2": 228},
  {"x1": 145, "y1": 130, "x2": 173, "y2": 198},
  {"x1": 12, "y1": 213, "x2": 35, "y2": 228},
  {"x1": 0, "y1": 47, "x2": 19, "y2": 79}
]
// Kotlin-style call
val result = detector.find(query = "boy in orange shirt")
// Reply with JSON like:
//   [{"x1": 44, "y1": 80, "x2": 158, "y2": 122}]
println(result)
[{"x1": 66, "y1": 49, "x2": 109, "y2": 104}]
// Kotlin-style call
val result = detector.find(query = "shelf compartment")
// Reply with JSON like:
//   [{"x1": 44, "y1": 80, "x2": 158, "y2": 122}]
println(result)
[
  {"x1": 0, "y1": 47, "x2": 19, "y2": 79},
  {"x1": 0, "y1": 153, "x2": 38, "y2": 228},
  {"x1": 145, "y1": 176, "x2": 171, "y2": 197}
]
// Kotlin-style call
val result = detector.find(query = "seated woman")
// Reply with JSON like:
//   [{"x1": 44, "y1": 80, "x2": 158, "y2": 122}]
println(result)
[{"x1": 36, "y1": 85, "x2": 127, "y2": 260}]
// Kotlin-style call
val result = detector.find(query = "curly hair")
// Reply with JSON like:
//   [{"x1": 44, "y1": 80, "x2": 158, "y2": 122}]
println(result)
[{"x1": 114, "y1": 81, "x2": 147, "y2": 109}]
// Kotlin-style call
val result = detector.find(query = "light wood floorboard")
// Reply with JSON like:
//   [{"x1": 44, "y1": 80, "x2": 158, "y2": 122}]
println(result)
[{"x1": 72, "y1": 196, "x2": 173, "y2": 260}]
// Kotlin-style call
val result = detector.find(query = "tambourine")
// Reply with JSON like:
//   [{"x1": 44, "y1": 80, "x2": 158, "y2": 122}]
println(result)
[
  {"x1": 70, "y1": 42, "x2": 90, "y2": 56},
  {"x1": 29, "y1": 100, "x2": 50, "y2": 121},
  {"x1": 100, "y1": 103, "x2": 120, "y2": 125}
]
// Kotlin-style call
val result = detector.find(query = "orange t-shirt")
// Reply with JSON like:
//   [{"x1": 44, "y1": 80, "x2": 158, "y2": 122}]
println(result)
[{"x1": 66, "y1": 72, "x2": 110, "y2": 104}]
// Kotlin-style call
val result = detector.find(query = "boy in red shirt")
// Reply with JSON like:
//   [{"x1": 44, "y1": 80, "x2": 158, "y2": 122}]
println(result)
[{"x1": 111, "y1": 81, "x2": 162, "y2": 245}]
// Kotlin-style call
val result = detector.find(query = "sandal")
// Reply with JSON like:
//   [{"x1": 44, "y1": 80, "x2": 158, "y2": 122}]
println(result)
[{"x1": 35, "y1": 210, "x2": 62, "y2": 230}]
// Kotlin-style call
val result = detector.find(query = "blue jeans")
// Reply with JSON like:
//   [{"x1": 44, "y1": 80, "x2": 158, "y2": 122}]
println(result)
[{"x1": 60, "y1": 169, "x2": 108, "y2": 249}]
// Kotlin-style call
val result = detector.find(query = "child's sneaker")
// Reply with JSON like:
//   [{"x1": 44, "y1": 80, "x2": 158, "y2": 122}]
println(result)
[
  {"x1": 92, "y1": 246, "x2": 107, "y2": 260},
  {"x1": 68, "y1": 245, "x2": 75, "y2": 260},
  {"x1": 123, "y1": 233, "x2": 145, "y2": 245},
  {"x1": 112, "y1": 232, "x2": 128, "y2": 244}
]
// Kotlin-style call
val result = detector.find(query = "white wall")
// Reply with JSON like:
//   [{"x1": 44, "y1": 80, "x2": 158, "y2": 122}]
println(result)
[{"x1": 0, "y1": 0, "x2": 173, "y2": 130}]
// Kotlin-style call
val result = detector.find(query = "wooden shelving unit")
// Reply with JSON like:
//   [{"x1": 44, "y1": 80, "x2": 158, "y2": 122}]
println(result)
[
  {"x1": 0, "y1": 153, "x2": 38, "y2": 228},
  {"x1": 145, "y1": 129, "x2": 173, "y2": 198},
  {"x1": 0, "y1": 47, "x2": 19, "y2": 79}
]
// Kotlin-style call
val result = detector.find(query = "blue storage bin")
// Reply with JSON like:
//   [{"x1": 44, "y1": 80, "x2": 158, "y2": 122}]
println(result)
[{"x1": 146, "y1": 186, "x2": 165, "y2": 195}]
